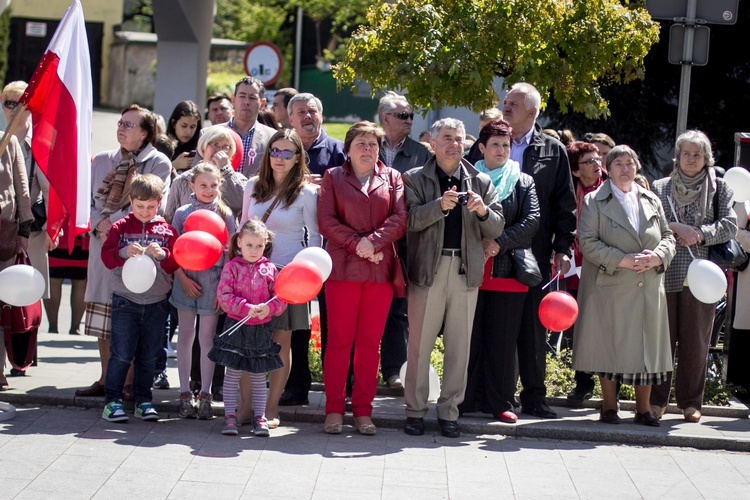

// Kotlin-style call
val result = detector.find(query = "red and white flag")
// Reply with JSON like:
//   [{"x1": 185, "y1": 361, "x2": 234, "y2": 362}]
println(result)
[{"x1": 19, "y1": 0, "x2": 92, "y2": 248}]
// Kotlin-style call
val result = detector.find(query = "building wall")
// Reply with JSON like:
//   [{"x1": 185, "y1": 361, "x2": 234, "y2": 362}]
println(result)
[{"x1": 8, "y1": 0, "x2": 122, "y2": 105}]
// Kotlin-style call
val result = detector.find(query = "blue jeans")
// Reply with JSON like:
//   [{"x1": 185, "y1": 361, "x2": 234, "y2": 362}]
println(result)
[{"x1": 104, "y1": 294, "x2": 170, "y2": 404}]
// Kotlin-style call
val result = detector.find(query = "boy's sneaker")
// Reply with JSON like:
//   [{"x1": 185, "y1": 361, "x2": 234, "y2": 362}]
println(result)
[
  {"x1": 134, "y1": 402, "x2": 160, "y2": 421},
  {"x1": 197, "y1": 391, "x2": 213, "y2": 420},
  {"x1": 222, "y1": 415, "x2": 239, "y2": 436},
  {"x1": 178, "y1": 391, "x2": 197, "y2": 419},
  {"x1": 253, "y1": 416, "x2": 270, "y2": 437},
  {"x1": 153, "y1": 370, "x2": 169, "y2": 389},
  {"x1": 102, "y1": 401, "x2": 129, "y2": 423}
]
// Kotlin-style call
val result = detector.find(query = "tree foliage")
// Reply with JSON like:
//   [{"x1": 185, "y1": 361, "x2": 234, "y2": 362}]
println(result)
[
  {"x1": 546, "y1": 5, "x2": 750, "y2": 175},
  {"x1": 333, "y1": 0, "x2": 659, "y2": 118},
  {"x1": 0, "y1": 7, "x2": 10, "y2": 87}
]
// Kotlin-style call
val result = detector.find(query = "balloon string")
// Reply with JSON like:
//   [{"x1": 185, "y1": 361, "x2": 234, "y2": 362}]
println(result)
[
  {"x1": 262, "y1": 296, "x2": 278, "y2": 307},
  {"x1": 542, "y1": 271, "x2": 561, "y2": 291},
  {"x1": 218, "y1": 311, "x2": 254, "y2": 337}
]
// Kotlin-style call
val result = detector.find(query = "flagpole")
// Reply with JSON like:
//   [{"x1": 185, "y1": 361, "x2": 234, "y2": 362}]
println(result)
[{"x1": 0, "y1": 103, "x2": 28, "y2": 159}]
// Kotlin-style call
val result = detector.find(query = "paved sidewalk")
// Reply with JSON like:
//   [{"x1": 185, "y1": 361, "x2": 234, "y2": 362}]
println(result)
[{"x1": 2, "y1": 324, "x2": 750, "y2": 453}]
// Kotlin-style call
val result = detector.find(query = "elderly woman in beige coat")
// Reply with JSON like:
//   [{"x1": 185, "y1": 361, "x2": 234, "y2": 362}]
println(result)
[{"x1": 573, "y1": 145, "x2": 676, "y2": 427}]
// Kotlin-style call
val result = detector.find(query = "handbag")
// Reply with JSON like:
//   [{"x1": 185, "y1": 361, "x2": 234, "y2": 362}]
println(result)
[
  {"x1": 491, "y1": 248, "x2": 542, "y2": 287},
  {"x1": 512, "y1": 247, "x2": 543, "y2": 286},
  {"x1": 707, "y1": 186, "x2": 749, "y2": 272},
  {"x1": 392, "y1": 242, "x2": 409, "y2": 298},
  {"x1": 29, "y1": 198, "x2": 47, "y2": 232},
  {"x1": 2, "y1": 252, "x2": 42, "y2": 371}
]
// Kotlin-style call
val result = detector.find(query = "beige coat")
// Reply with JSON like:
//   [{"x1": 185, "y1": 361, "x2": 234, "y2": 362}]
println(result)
[
  {"x1": 733, "y1": 201, "x2": 750, "y2": 330},
  {"x1": 573, "y1": 181, "x2": 676, "y2": 374}
]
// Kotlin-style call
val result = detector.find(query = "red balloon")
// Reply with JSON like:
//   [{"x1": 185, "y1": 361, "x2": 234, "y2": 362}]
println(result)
[
  {"x1": 275, "y1": 260, "x2": 323, "y2": 305},
  {"x1": 184, "y1": 209, "x2": 228, "y2": 245},
  {"x1": 173, "y1": 231, "x2": 223, "y2": 272},
  {"x1": 538, "y1": 290, "x2": 579, "y2": 332}
]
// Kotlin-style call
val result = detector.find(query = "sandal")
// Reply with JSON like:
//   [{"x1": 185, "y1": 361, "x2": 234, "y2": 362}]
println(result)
[
  {"x1": 323, "y1": 413, "x2": 343, "y2": 434},
  {"x1": 354, "y1": 417, "x2": 377, "y2": 436}
]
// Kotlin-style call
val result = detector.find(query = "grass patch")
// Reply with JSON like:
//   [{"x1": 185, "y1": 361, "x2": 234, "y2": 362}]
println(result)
[{"x1": 323, "y1": 123, "x2": 352, "y2": 142}]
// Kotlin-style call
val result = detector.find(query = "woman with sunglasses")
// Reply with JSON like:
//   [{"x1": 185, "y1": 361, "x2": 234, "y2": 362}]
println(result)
[
  {"x1": 317, "y1": 121, "x2": 407, "y2": 435},
  {"x1": 239, "y1": 128, "x2": 321, "y2": 427}
]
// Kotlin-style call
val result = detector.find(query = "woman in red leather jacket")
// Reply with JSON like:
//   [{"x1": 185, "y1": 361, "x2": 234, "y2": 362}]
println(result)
[{"x1": 317, "y1": 121, "x2": 407, "y2": 435}]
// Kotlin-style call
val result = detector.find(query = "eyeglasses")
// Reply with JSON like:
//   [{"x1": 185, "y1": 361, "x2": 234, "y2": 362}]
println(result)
[
  {"x1": 2, "y1": 100, "x2": 19, "y2": 110},
  {"x1": 209, "y1": 142, "x2": 232, "y2": 152},
  {"x1": 387, "y1": 111, "x2": 414, "y2": 121},
  {"x1": 579, "y1": 157, "x2": 602, "y2": 167},
  {"x1": 117, "y1": 120, "x2": 140, "y2": 130},
  {"x1": 270, "y1": 147, "x2": 299, "y2": 160}
]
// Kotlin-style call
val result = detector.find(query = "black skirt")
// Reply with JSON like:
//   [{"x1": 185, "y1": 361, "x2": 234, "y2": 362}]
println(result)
[{"x1": 208, "y1": 317, "x2": 283, "y2": 374}]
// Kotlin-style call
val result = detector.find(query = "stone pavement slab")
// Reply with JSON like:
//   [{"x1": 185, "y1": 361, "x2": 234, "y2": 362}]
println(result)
[{"x1": 3, "y1": 405, "x2": 750, "y2": 499}]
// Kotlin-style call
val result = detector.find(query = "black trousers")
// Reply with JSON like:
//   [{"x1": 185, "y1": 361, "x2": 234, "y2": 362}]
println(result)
[
  {"x1": 284, "y1": 287, "x2": 325, "y2": 396},
  {"x1": 380, "y1": 296, "x2": 408, "y2": 379},
  {"x1": 462, "y1": 290, "x2": 527, "y2": 414},
  {"x1": 517, "y1": 282, "x2": 549, "y2": 407}
]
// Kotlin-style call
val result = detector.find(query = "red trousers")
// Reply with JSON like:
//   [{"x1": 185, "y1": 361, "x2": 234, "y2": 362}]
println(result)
[{"x1": 324, "y1": 280, "x2": 393, "y2": 417}]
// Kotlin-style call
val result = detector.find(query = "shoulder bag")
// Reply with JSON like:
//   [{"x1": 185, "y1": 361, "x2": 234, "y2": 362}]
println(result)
[{"x1": 707, "y1": 184, "x2": 749, "y2": 272}]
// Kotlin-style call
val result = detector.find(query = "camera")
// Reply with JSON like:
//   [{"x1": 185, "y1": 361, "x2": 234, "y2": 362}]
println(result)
[{"x1": 456, "y1": 192, "x2": 469, "y2": 206}]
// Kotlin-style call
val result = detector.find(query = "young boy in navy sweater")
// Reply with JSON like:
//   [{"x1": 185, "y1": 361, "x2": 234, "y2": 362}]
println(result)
[{"x1": 101, "y1": 174, "x2": 179, "y2": 422}]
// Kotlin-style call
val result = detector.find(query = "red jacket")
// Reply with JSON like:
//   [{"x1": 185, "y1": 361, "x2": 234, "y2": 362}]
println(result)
[{"x1": 318, "y1": 160, "x2": 407, "y2": 283}]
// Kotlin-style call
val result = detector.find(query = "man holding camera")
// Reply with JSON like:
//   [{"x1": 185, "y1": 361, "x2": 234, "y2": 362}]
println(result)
[{"x1": 402, "y1": 118, "x2": 504, "y2": 438}]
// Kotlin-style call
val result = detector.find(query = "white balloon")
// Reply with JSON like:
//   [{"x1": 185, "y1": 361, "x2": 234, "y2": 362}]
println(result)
[
  {"x1": 0, "y1": 264, "x2": 45, "y2": 307},
  {"x1": 724, "y1": 167, "x2": 750, "y2": 202},
  {"x1": 122, "y1": 255, "x2": 157, "y2": 294},
  {"x1": 687, "y1": 259, "x2": 727, "y2": 304},
  {"x1": 399, "y1": 362, "x2": 442, "y2": 402},
  {"x1": 293, "y1": 247, "x2": 333, "y2": 281}
]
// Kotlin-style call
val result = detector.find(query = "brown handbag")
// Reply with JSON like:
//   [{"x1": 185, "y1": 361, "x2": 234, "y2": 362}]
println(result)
[{"x1": 392, "y1": 242, "x2": 409, "y2": 298}]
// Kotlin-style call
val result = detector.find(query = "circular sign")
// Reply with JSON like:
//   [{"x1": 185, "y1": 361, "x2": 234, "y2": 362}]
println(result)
[
  {"x1": 244, "y1": 41, "x2": 283, "y2": 86},
  {"x1": 723, "y1": 10, "x2": 733, "y2": 22}
]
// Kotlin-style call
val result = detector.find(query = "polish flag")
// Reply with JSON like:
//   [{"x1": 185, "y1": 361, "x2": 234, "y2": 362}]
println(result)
[{"x1": 19, "y1": 0, "x2": 92, "y2": 248}]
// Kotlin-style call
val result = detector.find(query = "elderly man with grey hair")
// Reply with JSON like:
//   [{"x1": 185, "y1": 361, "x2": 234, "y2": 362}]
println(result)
[
  {"x1": 378, "y1": 91, "x2": 431, "y2": 174},
  {"x1": 402, "y1": 118, "x2": 505, "y2": 438},
  {"x1": 377, "y1": 91, "x2": 431, "y2": 390},
  {"x1": 279, "y1": 92, "x2": 346, "y2": 410},
  {"x1": 501, "y1": 81, "x2": 576, "y2": 420},
  {"x1": 287, "y1": 92, "x2": 346, "y2": 177}
]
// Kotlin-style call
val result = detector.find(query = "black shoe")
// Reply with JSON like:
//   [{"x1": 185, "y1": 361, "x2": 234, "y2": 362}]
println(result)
[
  {"x1": 404, "y1": 417, "x2": 425, "y2": 436},
  {"x1": 567, "y1": 386, "x2": 594, "y2": 407},
  {"x1": 152, "y1": 370, "x2": 169, "y2": 389},
  {"x1": 278, "y1": 390, "x2": 309, "y2": 406},
  {"x1": 9, "y1": 368, "x2": 25, "y2": 377},
  {"x1": 211, "y1": 385, "x2": 224, "y2": 402},
  {"x1": 522, "y1": 401, "x2": 558, "y2": 419},
  {"x1": 437, "y1": 418, "x2": 460, "y2": 438}
]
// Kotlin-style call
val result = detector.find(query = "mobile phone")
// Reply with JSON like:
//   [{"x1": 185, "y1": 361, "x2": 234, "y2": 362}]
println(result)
[{"x1": 186, "y1": 150, "x2": 197, "y2": 158}]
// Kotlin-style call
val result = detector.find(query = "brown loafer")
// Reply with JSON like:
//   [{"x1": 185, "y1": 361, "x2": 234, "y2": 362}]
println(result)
[
  {"x1": 683, "y1": 407, "x2": 702, "y2": 423},
  {"x1": 75, "y1": 381, "x2": 105, "y2": 397},
  {"x1": 634, "y1": 411, "x2": 660, "y2": 427},
  {"x1": 600, "y1": 408, "x2": 620, "y2": 424}
]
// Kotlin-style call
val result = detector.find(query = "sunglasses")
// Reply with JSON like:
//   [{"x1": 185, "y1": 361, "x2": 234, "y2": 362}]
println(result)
[
  {"x1": 270, "y1": 147, "x2": 298, "y2": 160},
  {"x1": 3, "y1": 100, "x2": 19, "y2": 110},
  {"x1": 388, "y1": 111, "x2": 415, "y2": 121}
]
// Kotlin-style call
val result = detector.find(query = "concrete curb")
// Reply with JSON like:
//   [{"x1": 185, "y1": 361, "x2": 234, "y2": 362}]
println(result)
[{"x1": 6, "y1": 388, "x2": 748, "y2": 452}]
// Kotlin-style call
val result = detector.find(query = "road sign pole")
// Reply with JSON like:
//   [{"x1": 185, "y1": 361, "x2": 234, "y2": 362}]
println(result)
[{"x1": 676, "y1": 0, "x2": 698, "y2": 138}]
